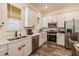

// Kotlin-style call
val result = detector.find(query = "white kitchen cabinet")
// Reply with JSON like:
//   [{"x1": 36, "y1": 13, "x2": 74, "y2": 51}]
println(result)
[
  {"x1": 39, "y1": 32, "x2": 47, "y2": 47},
  {"x1": 8, "y1": 39, "x2": 24, "y2": 56},
  {"x1": 75, "y1": 20, "x2": 79, "y2": 32},
  {"x1": 23, "y1": 37, "x2": 32, "y2": 56},
  {"x1": 8, "y1": 44, "x2": 23, "y2": 56},
  {"x1": 8, "y1": 37, "x2": 32, "y2": 56},
  {"x1": 24, "y1": 6, "x2": 38, "y2": 27},
  {"x1": 66, "y1": 20, "x2": 73, "y2": 29},
  {"x1": 57, "y1": 33, "x2": 65, "y2": 46},
  {"x1": 24, "y1": 5, "x2": 29, "y2": 27},
  {"x1": 0, "y1": 44, "x2": 8, "y2": 56},
  {"x1": 0, "y1": 4, "x2": 4, "y2": 26},
  {"x1": 0, "y1": 50, "x2": 8, "y2": 56},
  {"x1": 39, "y1": 33, "x2": 44, "y2": 46},
  {"x1": 42, "y1": 15, "x2": 57, "y2": 28},
  {"x1": 0, "y1": 4, "x2": 2, "y2": 19},
  {"x1": 42, "y1": 17, "x2": 49, "y2": 27},
  {"x1": 43, "y1": 32, "x2": 47, "y2": 42},
  {"x1": 57, "y1": 14, "x2": 65, "y2": 27}
]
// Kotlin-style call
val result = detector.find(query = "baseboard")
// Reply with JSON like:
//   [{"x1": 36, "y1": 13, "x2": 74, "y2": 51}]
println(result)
[{"x1": 56, "y1": 44, "x2": 65, "y2": 48}]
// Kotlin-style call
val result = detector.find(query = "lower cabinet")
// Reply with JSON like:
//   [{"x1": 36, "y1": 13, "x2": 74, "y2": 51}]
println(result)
[
  {"x1": 23, "y1": 37, "x2": 32, "y2": 56},
  {"x1": 8, "y1": 37, "x2": 32, "y2": 56},
  {"x1": 39, "y1": 34, "x2": 44, "y2": 46},
  {"x1": 0, "y1": 50, "x2": 8, "y2": 56},
  {"x1": 8, "y1": 40, "x2": 24, "y2": 56},
  {"x1": 39, "y1": 32, "x2": 47, "y2": 47},
  {"x1": 0, "y1": 44, "x2": 8, "y2": 56},
  {"x1": 43, "y1": 32, "x2": 47, "y2": 42},
  {"x1": 57, "y1": 33, "x2": 65, "y2": 46}
]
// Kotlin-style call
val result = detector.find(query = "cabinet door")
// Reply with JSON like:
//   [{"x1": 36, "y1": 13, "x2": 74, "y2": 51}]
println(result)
[
  {"x1": 24, "y1": 6, "x2": 29, "y2": 27},
  {"x1": 8, "y1": 44, "x2": 23, "y2": 56},
  {"x1": 43, "y1": 32, "x2": 47, "y2": 42},
  {"x1": 75, "y1": 20, "x2": 79, "y2": 32},
  {"x1": 0, "y1": 4, "x2": 2, "y2": 18},
  {"x1": 39, "y1": 33, "x2": 46, "y2": 47},
  {"x1": 42, "y1": 17, "x2": 49, "y2": 27},
  {"x1": 21, "y1": 41, "x2": 28, "y2": 56},
  {"x1": 27, "y1": 37, "x2": 32, "y2": 54},
  {"x1": 0, "y1": 50, "x2": 8, "y2": 56},
  {"x1": 39, "y1": 34, "x2": 43, "y2": 46},
  {"x1": 66, "y1": 20, "x2": 73, "y2": 29},
  {"x1": 57, "y1": 33, "x2": 65, "y2": 46},
  {"x1": 8, "y1": 40, "x2": 24, "y2": 56},
  {"x1": 42, "y1": 33, "x2": 45, "y2": 44},
  {"x1": 23, "y1": 37, "x2": 32, "y2": 56},
  {"x1": 57, "y1": 14, "x2": 65, "y2": 27},
  {"x1": 0, "y1": 4, "x2": 2, "y2": 25}
]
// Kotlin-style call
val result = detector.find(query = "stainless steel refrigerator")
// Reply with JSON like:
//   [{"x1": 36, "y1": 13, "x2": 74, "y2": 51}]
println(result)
[{"x1": 65, "y1": 19, "x2": 79, "y2": 49}]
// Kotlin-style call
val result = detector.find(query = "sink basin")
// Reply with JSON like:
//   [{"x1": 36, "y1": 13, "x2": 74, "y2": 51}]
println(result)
[
  {"x1": 8, "y1": 38, "x2": 17, "y2": 41},
  {"x1": 7, "y1": 36, "x2": 27, "y2": 41}
]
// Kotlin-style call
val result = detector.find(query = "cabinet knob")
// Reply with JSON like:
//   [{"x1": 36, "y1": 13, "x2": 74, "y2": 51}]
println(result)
[
  {"x1": 5, "y1": 52, "x2": 8, "y2": 55},
  {"x1": 22, "y1": 45, "x2": 26, "y2": 47},
  {"x1": 18, "y1": 47, "x2": 22, "y2": 51}
]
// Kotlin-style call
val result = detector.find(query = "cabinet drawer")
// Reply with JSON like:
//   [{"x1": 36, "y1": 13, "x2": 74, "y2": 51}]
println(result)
[
  {"x1": 0, "y1": 44, "x2": 7, "y2": 52},
  {"x1": 8, "y1": 45, "x2": 21, "y2": 56},
  {"x1": 0, "y1": 50, "x2": 8, "y2": 56}
]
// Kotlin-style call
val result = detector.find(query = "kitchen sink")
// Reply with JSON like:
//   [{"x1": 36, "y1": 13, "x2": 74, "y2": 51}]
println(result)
[
  {"x1": 8, "y1": 38, "x2": 17, "y2": 41},
  {"x1": 7, "y1": 36, "x2": 27, "y2": 41}
]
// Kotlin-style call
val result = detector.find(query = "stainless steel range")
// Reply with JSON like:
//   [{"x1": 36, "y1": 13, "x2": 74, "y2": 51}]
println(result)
[{"x1": 47, "y1": 30, "x2": 57, "y2": 42}]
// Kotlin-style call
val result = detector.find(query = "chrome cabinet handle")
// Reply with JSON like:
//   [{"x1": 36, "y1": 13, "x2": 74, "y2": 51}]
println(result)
[
  {"x1": 18, "y1": 47, "x2": 22, "y2": 51},
  {"x1": 5, "y1": 52, "x2": 8, "y2": 55},
  {"x1": 22, "y1": 45, "x2": 26, "y2": 47}
]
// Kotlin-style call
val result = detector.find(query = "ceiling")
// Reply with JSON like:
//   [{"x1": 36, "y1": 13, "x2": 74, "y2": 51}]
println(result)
[{"x1": 30, "y1": 3, "x2": 79, "y2": 14}]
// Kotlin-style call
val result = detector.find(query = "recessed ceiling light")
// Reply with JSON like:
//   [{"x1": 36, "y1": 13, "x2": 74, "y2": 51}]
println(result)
[{"x1": 45, "y1": 5, "x2": 48, "y2": 9}]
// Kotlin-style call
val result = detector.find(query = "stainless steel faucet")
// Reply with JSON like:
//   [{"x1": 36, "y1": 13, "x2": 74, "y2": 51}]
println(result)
[{"x1": 15, "y1": 30, "x2": 17, "y2": 37}]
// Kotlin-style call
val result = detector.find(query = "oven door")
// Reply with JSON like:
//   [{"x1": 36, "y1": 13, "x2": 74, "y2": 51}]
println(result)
[{"x1": 47, "y1": 34, "x2": 57, "y2": 42}]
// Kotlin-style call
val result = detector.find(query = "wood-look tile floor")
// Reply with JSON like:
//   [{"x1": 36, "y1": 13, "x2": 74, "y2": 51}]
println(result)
[{"x1": 31, "y1": 42, "x2": 71, "y2": 56}]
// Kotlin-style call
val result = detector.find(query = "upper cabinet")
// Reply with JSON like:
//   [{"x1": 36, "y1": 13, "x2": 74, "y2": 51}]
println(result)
[
  {"x1": 24, "y1": 5, "x2": 28, "y2": 27},
  {"x1": 24, "y1": 6, "x2": 40, "y2": 27},
  {"x1": 42, "y1": 17, "x2": 49, "y2": 27},
  {"x1": 0, "y1": 4, "x2": 5, "y2": 26},
  {"x1": 7, "y1": 4, "x2": 21, "y2": 19},
  {"x1": 0, "y1": 4, "x2": 2, "y2": 19},
  {"x1": 57, "y1": 14, "x2": 65, "y2": 27}
]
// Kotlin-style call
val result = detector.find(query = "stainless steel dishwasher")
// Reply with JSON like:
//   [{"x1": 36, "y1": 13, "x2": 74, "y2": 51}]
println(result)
[{"x1": 32, "y1": 35, "x2": 39, "y2": 52}]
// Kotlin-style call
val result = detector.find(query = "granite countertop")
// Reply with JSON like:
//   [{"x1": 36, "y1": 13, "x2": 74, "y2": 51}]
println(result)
[
  {"x1": 0, "y1": 38, "x2": 10, "y2": 46},
  {"x1": 0, "y1": 31, "x2": 46, "y2": 46},
  {"x1": 0, "y1": 36, "x2": 27, "y2": 46}
]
